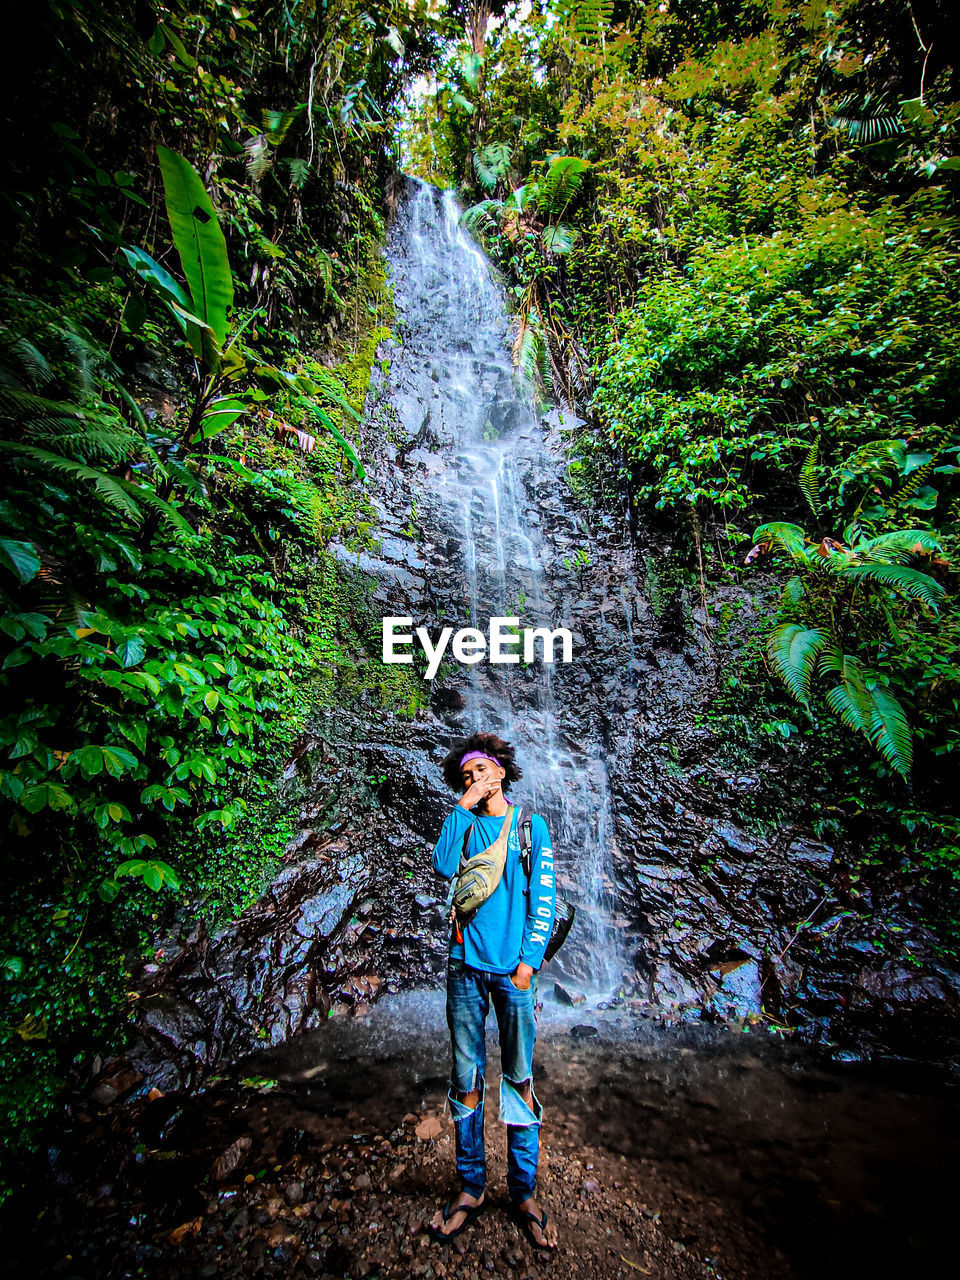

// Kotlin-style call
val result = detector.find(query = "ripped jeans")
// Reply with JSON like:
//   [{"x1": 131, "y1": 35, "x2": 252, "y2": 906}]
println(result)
[{"x1": 445, "y1": 958, "x2": 542, "y2": 1203}]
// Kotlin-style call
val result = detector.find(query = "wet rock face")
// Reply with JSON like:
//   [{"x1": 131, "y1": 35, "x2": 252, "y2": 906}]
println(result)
[{"x1": 118, "y1": 179, "x2": 960, "y2": 1096}]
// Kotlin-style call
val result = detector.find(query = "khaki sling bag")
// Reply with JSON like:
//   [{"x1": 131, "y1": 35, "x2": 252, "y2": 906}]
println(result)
[{"x1": 452, "y1": 804, "x2": 515, "y2": 923}]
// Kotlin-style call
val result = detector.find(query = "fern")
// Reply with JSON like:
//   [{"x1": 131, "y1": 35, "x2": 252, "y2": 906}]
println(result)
[
  {"x1": 857, "y1": 529, "x2": 942, "y2": 563},
  {"x1": 244, "y1": 133, "x2": 271, "y2": 181},
  {"x1": 537, "y1": 156, "x2": 590, "y2": 218},
  {"x1": 505, "y1": 184, "x2": 536, "y2": 213},
  {"x1": 552, "y1": 0, "x2": 614, "y2": 43},
  {"x1": 541, "y1": 223, "x2": 576, "y2": 256},
  {"x1": 286, "y1": 157, "x2": 310, "y2": 190},
  {"x1": 843, "y1": 563, "x2": 944, "y2": 610},
  {"x1": 818, "y1": 651, "x2": 913, "y2": 776},
  {"x1": 0, "y1": 337, "x2": 52, "y2": 387},
  {"x1": 753, "y1": 521, "x2": 812, "y2": 564},
  {"x1": 767, "y1": 623, "x2": 834, "y2": 705},
  {"x1": 891, "y1": 458, "x2": 938, "y2": 506},
  {"x1": 799, "y1": 434, "x2": 822, "y2": 520},
  {"x1": 839, "y1": 438, "x2": 906, "y2": 496},
  {"x1": 513, "y1": 318, "x2": 546, "y2": 385},
  {"x1": 780, "y1": 575, "x2": 806, "y2": 609},
  {"x1": 829, "y1": 95, "x2": 903, "y2": 145},
  {"x1": 460, "y1": 199, "x2": 503, "y2": 240},
  {"x1": 129, "y1": 482, "x2": 194, "y2": 535},
  {"x1": 472, "y1": 142, "x2": 513, "y2": 193}
]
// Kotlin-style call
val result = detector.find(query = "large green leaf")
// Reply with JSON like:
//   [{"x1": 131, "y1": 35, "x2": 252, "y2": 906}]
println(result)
[
  {"x1": 537, "y1": 156, "x2": 590, "y2": 217},
  {"x1": 0, "y1": 538, "x2": 41, "y2": 584},
  {"x1": 818, "y1": 651, "x2": 913, "y2": 776},
  {"x1": 156, "y1": 146, "x2": 233, "y2": 348},
  {"x1": 767, "y1": 623, "x2": 834, "y2": 706},
  {"x1": 843, "y1": 563, "x2": 945, "y2": 610},
  {"x1": 298, "y1": 399, "x2": 366, "y2": 481}
]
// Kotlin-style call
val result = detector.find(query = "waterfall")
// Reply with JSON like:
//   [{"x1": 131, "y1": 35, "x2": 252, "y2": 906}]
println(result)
[{"x1": 377, "y1": 179, "x2": 627, "y2": 1001}]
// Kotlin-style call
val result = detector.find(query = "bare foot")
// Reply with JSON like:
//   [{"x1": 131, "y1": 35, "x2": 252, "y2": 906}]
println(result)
[
  {"x1": 516, "y1": 1195, "x2": 558, "y2": 1249},
  {"x1": 427, "y1": 1189, "x2": 485, "y2": 1236}
]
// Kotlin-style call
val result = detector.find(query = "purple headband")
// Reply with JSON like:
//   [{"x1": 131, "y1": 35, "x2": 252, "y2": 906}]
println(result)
[{"x1": 460, "y1": 750, "x2": 502, "y2": 770}]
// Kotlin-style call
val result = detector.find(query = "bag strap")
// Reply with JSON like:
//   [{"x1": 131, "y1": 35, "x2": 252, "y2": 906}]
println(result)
[
  {"x1": 459, "y1": 805, "x2": 520, "y2": 865},
  {"x1": 517, "y1": 805, "x2": 533, "y2": 881}
]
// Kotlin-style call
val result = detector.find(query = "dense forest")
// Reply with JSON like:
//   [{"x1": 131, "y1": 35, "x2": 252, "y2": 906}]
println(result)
[{"x1": 1, "y1": 0, "x2": 957, "y2": 1210}]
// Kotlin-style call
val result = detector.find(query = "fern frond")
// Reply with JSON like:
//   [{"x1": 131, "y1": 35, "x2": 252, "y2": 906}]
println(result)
[
  {"x1": 157, "y1": 456, "x2": 205, "y2": 501},
  {"x1": 0, "y1": 443, "x2": 144, "y2": 522},
  {"x1": 553, "y1": 0, "x2": 614, "y2": 43},
  {"x1": 799, "y1": 434, "x2": 822, "y2": 520},
  {"x1": 0, "y1": 387, "x2": 84, "y2": 424},
  {"x1": 819, "y1": 651, "x2": 912, "y2": 775},
  {"x1": 1, "y1": 337, "x2": 53, "y2": 388},
  {"x1": 42, "y1": 427, "x2": 140, "y2": 462},
  {"x1": 244, "y1": 133, "x2": 272, "y2": 181},
  {"x1": 829, "y1": 94, "x2": 903, "y2": 145},
  {"x1": 513, "y1": 320, "x2": 546, "y2": 385},
  {"x1": 505, "y1": 184, "x2": 536, "y2": 213},
  {"x1": 781, "y1": 575, "x2": 806, "y2": 609},
  {"x1": 285, "y1": 156, "x2": 311, "y2": 190},
  {"x1": 542, "y1": 223, "x2": 576, "y2": 256},
  {"x1": 537, "y1": 156, "x2": 590, "y2": 218},
  {"x1": 767, "y1": 623, "x2": 834, "y2": 705},
  {"x1": 127, "y1": 481, "x2": 194, "y2": 535},
  {"x1": 891, "y1": 458, "x2": 938, "y2": 506},
  {"x1": 472, "y1": 141, "x2": 513, "y2": 193},
  {"x1": 843, "y1": 563, "x2": 944, "y2": 610},
  {"x1": 856, "y1": 529, "x2": 942, "y2": 563},
  {"x1": 460, "y1": 199, "x2": 503, "y2": 240},
  {"x1": 752, "y1": 521, "x2": 812, "y2": 564}
]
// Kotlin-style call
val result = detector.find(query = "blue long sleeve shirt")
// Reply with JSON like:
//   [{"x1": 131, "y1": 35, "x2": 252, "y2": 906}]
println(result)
[{"x1": 432, "y1": 803, "x2": 556, "y2": 973}]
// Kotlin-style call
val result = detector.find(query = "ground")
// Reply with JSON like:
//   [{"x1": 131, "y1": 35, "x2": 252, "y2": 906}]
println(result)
[{"x1": 6, "y1": 997, "x2": 959, "y2": 1280}]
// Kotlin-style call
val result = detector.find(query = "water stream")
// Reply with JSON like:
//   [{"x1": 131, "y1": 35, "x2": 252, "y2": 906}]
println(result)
[{"x1": 377, "y1": 178, "x2": 624, "y2": 997}]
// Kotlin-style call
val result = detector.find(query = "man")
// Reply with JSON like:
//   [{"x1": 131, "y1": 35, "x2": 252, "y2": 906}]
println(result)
[{"x1": 426, "y1": 732, "x2": 558, "y2": 1251}]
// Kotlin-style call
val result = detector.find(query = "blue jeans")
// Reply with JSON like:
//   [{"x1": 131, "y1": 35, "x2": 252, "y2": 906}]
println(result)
[{"x1": 445, "y1": 958, "x2": 542, "y2": 1203}]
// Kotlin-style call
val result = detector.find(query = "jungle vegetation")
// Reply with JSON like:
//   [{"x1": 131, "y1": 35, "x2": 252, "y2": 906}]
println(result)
[
  {"x1": 0, "y1": 0, "x2": 445, "y2": 1190},
  {"x1": 404, "y1": 0, "x2": 959, "y2": 903}
]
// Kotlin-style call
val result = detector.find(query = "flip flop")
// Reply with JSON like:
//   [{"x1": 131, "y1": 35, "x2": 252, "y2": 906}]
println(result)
[
  {"x1": 426, "y1": 1195, "x2": 486, "y2": 1242},
  {"x1": 514, "y1": 1204, "x2": 556, "y2": 1252}
]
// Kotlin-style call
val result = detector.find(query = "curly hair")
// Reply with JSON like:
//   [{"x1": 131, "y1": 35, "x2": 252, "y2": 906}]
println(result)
[{"x1": 441, "y1": 731, "x2": 522, "y2": 793}]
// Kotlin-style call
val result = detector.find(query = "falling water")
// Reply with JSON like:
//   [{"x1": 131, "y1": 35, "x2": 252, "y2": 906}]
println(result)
[{"x1": 378, "y1": 179, "x2": 625, "y2": 999}]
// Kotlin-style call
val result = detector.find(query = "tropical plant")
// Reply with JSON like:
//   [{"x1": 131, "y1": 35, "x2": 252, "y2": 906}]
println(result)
[
  {"x1": 124, "y1": 147, "x2": 366, "y2": 483},
  {"x1": 754, "y1": 520, "x2": 946, "y2": 774},
  {"x1": 461, "y1": 153, "x2": 591, "y2": 401}
]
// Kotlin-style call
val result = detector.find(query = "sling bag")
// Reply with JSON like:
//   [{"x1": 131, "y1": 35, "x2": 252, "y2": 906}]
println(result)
[
  {"x1": 454, "y1": 804, "x2": 575, "y2": 963},
  {"x1": 452, "y1": 804, "x2": 515, "y2": 923}
]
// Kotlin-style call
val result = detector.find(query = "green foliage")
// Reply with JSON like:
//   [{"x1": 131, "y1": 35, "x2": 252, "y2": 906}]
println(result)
[
  {"x1": 0, "y1": 0, "x2": 435, "y2": 1198},
  {"x1": 472, "y1": 141, "x2": 513, "y2": 192},
  {"x1": 407, "y1": 0, "x2": 960, "y2": 940},
  {"x1": 755, "y1": 516, "x2": 948, "y2": 776},
  {"x1": 156, "y1": 145, "x2": 234, "y2": 355}
]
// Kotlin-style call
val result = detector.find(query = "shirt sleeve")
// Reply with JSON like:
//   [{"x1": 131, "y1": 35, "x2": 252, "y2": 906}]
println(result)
[
  {"x1": 432, "y1": 805, "x2": 475, "y2": 880},
  {"x1": 519, "y1": 814, "x2": 556, "y2": 969}
]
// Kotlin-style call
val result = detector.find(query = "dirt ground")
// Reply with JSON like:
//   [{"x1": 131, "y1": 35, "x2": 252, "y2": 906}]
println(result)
[{"x1": 6, "y1": 998, "x2": 960, "y2": 1280}]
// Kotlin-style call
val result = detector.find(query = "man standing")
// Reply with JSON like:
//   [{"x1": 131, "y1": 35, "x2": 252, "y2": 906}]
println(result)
[{"x1": 426, "y1": 732, "x2": 558, "y2": 1251}]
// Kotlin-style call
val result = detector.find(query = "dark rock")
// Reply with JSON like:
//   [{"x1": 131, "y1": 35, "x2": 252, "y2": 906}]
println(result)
[
  {"x1": 570, "y1": 1025, "x2": 599, "y2": 1039},
  {"x1": 552, "y1": 983, "x2": 585, "y2": 1006}
]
